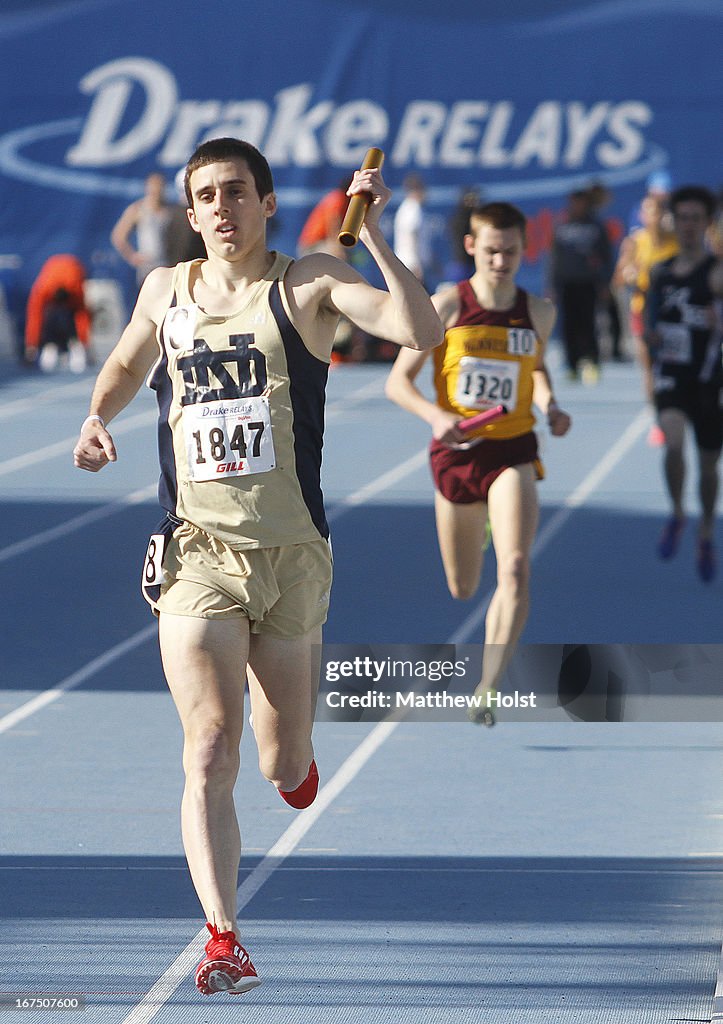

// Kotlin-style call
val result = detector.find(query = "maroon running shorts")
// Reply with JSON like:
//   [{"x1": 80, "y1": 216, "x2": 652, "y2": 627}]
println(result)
[{"x1": 429, "y1": 431, "x2": 542, "y2": 504}]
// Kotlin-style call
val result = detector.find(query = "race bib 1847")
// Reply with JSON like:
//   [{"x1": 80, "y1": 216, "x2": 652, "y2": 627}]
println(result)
[{"x1": 182, "y1": 396, "x2": 275, "y2": 481}]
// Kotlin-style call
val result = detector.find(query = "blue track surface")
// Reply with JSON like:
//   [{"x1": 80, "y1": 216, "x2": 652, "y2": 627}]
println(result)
[{"x1": 0, "y1": 347, "x2": 722, "y2": 1022}]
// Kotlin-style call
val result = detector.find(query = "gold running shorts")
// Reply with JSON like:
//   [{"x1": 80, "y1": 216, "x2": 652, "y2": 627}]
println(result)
[{"x1": 142, "y1": 515, "x2": 333, "y2": 638}]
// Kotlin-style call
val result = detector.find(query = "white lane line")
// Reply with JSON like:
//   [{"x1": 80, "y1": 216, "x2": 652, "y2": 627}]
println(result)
[
  {"x1": 119, "y1": 721, "x2": 399, "y2": 1024},
  {"x1": 3, "y1": 861, "x2": 720, "y2": 876},
  {"x1": 327, "y1": 449, "x2": 427, "y2": 521},
  {"x1": 326, "y1": 374, "x2": 386, "y2": 415},
  {"x1": 713, "y1": 943, "x2": 723, "y2": 1022},
  {"x1": 534, "y1": 406, "x2": 652, "y2": 548},
  {"x1": 447, "y1": 406, "x2": 650, "y2": 644},
  {"x1": 0, "y1": 376, "x2": 386, "y2": 561},
  {"x1": 0, "y1": 379, "x2": 92, "y2": 422},
  {"x1": 0, "y1": 625, "x2": 156, "y2": 737},
  {"x1": 0, "y1": 408, "x2": 157, "y2": 479},
  {"x1": 0, "y1": 485, "x2": 157, "y2": 565}
]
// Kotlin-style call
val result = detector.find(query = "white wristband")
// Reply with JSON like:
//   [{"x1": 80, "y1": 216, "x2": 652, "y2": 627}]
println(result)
[{"x1": 82, "y1": 414, "x2": 105, "y2": 430}]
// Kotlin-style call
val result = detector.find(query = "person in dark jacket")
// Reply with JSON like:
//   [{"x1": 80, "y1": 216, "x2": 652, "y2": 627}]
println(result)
[{"x1": 550, "y1": 189, "x2": 612, "y2": 383}]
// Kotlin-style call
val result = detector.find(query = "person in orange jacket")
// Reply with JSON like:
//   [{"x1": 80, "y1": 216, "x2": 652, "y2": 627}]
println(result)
[{"x1": 25, "y1": 254, "x2": 91, "y2": 371}]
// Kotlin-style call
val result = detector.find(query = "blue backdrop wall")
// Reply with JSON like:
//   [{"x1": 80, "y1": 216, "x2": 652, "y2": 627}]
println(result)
[{"x1": 0, "y1": 0, "x2": 720, "y2": 322}]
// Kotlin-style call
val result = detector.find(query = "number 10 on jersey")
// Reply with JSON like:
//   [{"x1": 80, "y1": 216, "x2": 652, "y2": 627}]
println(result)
[{"x1": 182, "y1": 396, "x2": 276, "y2": 481}]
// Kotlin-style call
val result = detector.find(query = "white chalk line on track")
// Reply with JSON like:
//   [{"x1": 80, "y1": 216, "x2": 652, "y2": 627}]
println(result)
[
  {"x1": 0, "y1": 408, "x2": 158, "y2": 479},
  {"x1": 0, "y1": 625, "x2": 156, "y2": 737},
  {"x1": 0, "y1": 376, "x2": 387, "y2": 564},
  {"x1": 0, "y1": 377, "x2": 92, "y2": 422},
  {"x1": 327, "y1": 449, "x2": 427, "y2": 520},
  {"x1": 714, "y1": 945, "x2": 723, "y2": 1023},
  {"x1": 0, "y1": 484, "x2": 157, "y2": 565}
]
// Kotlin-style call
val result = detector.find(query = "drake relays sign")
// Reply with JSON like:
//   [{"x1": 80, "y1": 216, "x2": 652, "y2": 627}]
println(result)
[{"x1": 0, "y1": 0, "x2": 718, "y2": 299}]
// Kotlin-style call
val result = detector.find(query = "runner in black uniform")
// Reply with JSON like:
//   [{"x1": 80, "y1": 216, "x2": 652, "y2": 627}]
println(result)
[{"x1": 646, "y1": 186, "x2": 723, "y2": 581}]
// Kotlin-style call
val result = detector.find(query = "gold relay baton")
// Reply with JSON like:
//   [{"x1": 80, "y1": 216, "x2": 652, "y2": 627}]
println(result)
[{"x1": 338, "y1": 147, "x2": 385, "y2": 247}]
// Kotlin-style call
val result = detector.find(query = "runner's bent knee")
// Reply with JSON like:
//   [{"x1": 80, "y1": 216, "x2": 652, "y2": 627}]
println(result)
[
  {"x1": 257, "y1": 742, "x2": 313, "y2": 791},
  {"x1": 447, "y1": 572, "x2": 480, "y2": 601}
]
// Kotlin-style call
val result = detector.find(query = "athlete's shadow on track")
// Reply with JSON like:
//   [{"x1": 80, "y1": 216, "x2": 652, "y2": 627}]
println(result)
[
  {"x1": 2, "y1": 853, "x2": 721, "y2": 929},
  {"x1": 326, "y1": 502, "x2": 723, "y2": 644},
  {"x1": 2, "y1": 499, "x2": 722, "y2": 697}
]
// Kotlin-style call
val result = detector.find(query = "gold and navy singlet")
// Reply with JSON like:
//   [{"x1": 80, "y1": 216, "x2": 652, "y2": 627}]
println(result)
[{"x1": 147, "y1": 253, "x2": 329, "y2": 549}]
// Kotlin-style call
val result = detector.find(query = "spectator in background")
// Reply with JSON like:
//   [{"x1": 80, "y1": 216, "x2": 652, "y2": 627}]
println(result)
[
  {"x1": 588, "y1": 181, "x2": 625, "y2": 362},
  {"x1": 164, "y1": 168, "x2": 207, "y2": 267},
  {"x1": 111, "y1": 172, "x2": 172, "y2": 286},
  {"x1": 297, "y1": 176, "x2": 353, "y2": 258},
  {"x1": 628, "y1": 170, "x2": 673, "y2": 233},
  {"x1": 25, "y1": 254, "x2": 91, "y2": 373},
  {"x1": 394, "y1": 174, "x2": 434, "y2": 285},
  {"x1": 614, "y1": 192, "x2": 678, "y2": 445},
  {"x1": 550, "y1": 189, "x2": 612, "y2": 384}
]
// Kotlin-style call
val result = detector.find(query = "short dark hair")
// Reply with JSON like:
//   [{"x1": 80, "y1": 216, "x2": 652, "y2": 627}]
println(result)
[
  {"x1": 670, "y1": 185, "x2": 716, "y2": 219},
  {"x1": 468, "y1": 202, "x2": 527, "y2": 241},
  {"x1": 184, "y1": 138, "x2": 274, "y2": 206}
]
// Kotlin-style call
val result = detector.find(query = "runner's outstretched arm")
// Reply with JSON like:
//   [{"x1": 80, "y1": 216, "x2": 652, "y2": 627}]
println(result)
[{"x1": 73, "y1": 267, "x2": 171, "y2": 471}]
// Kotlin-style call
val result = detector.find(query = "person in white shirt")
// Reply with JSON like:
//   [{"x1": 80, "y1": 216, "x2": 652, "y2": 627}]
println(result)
[{"x1": 393, "y1": 174, "x2": 433, "y2": 284}]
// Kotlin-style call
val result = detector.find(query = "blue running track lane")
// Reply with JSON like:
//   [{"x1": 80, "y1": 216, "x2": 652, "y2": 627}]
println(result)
[{"x1": 0, "y1": 348, "x2": 721, "y2": 1022}]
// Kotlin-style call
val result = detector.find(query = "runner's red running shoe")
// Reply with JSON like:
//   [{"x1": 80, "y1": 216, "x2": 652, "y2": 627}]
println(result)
[
  {"x1": 279, "y1": 759, "x2": 319, "y2": 809},
  {"x1": 195, "y1": 924, "x2": 261, "y2": 995},
  {"x1": 647, "y1": 424, "x2": 665, "y2": 448}
]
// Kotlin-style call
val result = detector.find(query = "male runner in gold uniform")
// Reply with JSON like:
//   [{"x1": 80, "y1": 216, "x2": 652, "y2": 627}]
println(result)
[{"x1": 74, "y1": 138, "x2": 442, "y2": 994}]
